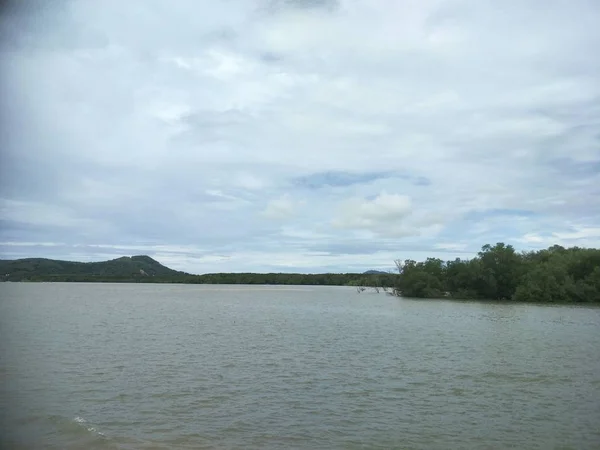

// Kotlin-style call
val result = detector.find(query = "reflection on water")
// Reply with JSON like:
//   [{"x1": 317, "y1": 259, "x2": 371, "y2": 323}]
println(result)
[{"x1": 1, "y1": 283, "x2": 599, "y2": 449}]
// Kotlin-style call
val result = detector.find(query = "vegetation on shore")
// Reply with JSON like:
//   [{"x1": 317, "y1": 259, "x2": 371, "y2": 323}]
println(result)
[
  {"x1": 395, "y1": 243, "x2": 600, "y2": 303},
  {"x1": 0, "y1": 256, "x2": 397, "y2": 287},
  {"x1": 2, "y1": 243, "x2": 599, "y2": 303}
]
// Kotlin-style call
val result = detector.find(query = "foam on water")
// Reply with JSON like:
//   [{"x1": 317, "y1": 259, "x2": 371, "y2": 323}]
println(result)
[{"x1": 73, "y1": 416, "x2": 106, "y2": 437}]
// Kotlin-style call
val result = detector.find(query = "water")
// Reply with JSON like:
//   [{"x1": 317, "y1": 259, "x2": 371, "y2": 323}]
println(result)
[{"x1": 1, "y1": 283, "x2": 599, "y2": 449}]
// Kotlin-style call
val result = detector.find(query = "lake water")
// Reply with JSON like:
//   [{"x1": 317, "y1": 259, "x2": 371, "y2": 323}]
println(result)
[{"x1": 0, "y1": 283, "x2": 599, "y2": 449}]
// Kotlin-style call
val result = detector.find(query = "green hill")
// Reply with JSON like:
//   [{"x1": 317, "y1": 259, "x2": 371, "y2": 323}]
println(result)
[
  {"x1": 0, "y1": 255, "x2": 400, "y2": 286},
  {"x1": 0, "y1": 255, "x2": 186, "y2": 282}
]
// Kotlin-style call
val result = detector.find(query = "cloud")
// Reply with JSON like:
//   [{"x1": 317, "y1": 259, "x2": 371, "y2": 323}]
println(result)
[
  {"x1": 434, "y1": 243, "x2": 468, "y2": 252},
  {"x1": 516, "y1": 226, "x2": 600, "y2": 250},
  {"x1": 261, "y1": 194, "x2": 299, "y2": 220},
  {"x1": 1, "y1": 0, "x2": 599, "y2": 272},
  {"x1": 294, "y1": 171, "x2": 395, "y2": 189},
  {"x1": 332, "y1": 192, "x2": 415, "y2": 237}
]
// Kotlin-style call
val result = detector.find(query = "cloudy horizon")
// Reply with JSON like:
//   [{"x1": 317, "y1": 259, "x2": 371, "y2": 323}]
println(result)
[{"x1": 1, "y1": 0, "x2": 599, "y2": 274}]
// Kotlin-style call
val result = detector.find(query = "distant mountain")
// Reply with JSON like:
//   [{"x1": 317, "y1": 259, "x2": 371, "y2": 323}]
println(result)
[
  {"x1": 0, "y1": 256, "x2": 400, "y2": 286},
  {"x1": 0, "y1": 255, "x2": 185, "y2": 282}
]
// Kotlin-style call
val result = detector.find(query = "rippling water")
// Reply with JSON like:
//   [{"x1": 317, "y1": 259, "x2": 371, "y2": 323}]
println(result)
[{"x1": 1, "y1": 283, "x2": 599, "y2": 449}]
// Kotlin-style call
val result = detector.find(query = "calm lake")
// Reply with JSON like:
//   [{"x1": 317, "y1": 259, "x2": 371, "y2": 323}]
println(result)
[{"x1": 0, "y1": 283, "x2": 599, "y2": 449}]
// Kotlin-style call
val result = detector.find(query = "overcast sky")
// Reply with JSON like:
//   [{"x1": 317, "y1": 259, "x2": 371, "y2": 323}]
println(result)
[{"x1": 1, "y1": 0, "x2": 599, "y2": 273}]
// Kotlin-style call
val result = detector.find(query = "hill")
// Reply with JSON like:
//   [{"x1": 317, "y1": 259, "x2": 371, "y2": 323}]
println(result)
[
  {"x1": 0, "y1": 255, "x2": 185, "y2": 282},
  {"x1": 0, "y1": 256, "x2": 400, "y2": 286}
]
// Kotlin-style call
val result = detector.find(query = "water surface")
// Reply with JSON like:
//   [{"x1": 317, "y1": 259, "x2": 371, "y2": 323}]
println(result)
[{"x1": 1, "y1": 283, "x2": 599, "y2": 449}]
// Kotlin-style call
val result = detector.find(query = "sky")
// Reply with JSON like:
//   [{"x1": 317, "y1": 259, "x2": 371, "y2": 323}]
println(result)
[{"x1": 1, "y1": 0, "x2": 599, "y2": 274}]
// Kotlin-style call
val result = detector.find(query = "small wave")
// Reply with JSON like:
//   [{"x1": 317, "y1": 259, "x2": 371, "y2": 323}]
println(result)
[
  {"x1": 477, "y1": 372, "x2": 567, "y2": 383},
  {"x1": 73, "y1": 416, "x2": 106, "y2": 437}
]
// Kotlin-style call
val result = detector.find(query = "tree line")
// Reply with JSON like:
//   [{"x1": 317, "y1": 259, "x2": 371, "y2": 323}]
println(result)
[
  {"x1": 3, "y1": 244, "x2": 599, "y2": 303},
  {"x1": 394, "y1": 243, "x2": 600, "y2": 303},
  {"x1": 4, "y1": 271, "x2": 399, "y2": 287}
]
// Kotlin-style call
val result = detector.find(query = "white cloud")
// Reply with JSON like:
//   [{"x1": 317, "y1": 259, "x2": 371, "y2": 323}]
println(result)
[
  {"x1": 333, "y1": 192, "x2": 414, "y2": 237},
  {"x1": 261, "y1": 194, "x2": 299, "y2": 220},
  {"x1": 0, "y1": 241, "x2": 64, "y2": 247},
  {"x1": 0, "y1": 199, "x2": 105, "y2": 230},
  {"x1": 434, "y1": 242, "x2": 467, "y2": 252},
  {"x1": 553, "y1": 227, "x2": 600, "y2": 242},
  {"x1": 517, "y1": 233, "x2": 545, "y2": 244},
  {"x1": 1, "y1": 0, "x2": 599, "y2": 272},
  {"x1": 515, "y1": 226, "x2": 600, "y2": 250}
]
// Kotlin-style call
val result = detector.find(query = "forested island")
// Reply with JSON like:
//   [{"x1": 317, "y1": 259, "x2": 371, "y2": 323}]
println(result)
[{"x1": 1, "y1": 244, "x2": 599, "y2": 303}]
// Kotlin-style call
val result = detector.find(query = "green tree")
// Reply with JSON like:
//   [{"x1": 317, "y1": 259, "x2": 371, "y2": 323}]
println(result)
[
  {"x1": 393, "y1": 243, "x2": 600, "y2": 303},
  {"x1": 477, "y1": 243, "x2": 523, "y2": 300}
]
